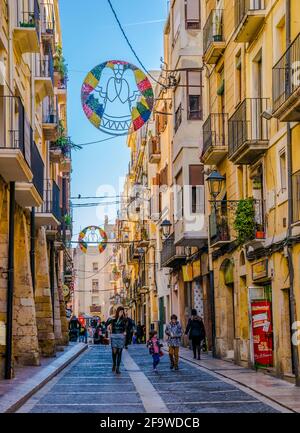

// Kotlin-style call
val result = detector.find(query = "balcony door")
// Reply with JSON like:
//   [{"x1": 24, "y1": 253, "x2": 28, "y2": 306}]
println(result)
[{"x1": 252, "y1": 53, "x2": 263, "y2": 141}]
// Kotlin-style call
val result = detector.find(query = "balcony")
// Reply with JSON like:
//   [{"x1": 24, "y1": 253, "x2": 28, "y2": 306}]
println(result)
[
  {"x1": 174, "y1": 186, "x2": 207, "y2": 247},
  {"x1": 41, "y1": 2, "x2": 55, "y2": 48},
  {"x1": 203, "y1": 9, "x2": 226, "y2": 65},
  {"x1": 161, "y1": 233, "x2": 186, "y2": 268},
  {"x1": 148, "y1": 136, "x2": 161, "y2": 163},
  {"x1": 55, "y1": 74, "x2": 67, "y2": 102},
  {"x1": 210, "y1": 199, "x2": 265, "y2": 248},
  {"x1": 202, "y1": 113, "x2": 228, "y2": 164},
  {"x1": 34, "y1": 55, "x2": 54, "y2": 101},
  {"x1": 13, "y1": 0, "x2": 40, "y2": 54},
  {"x1": 35, "y1": 180, "x2": 61, "y2": 227},
  {"x1": 49, "y1": 142, "x2": 63, "y2": 163},
  {"x1": 15, "y1": 139, "x2": 44, "y2": 207},
  {"x1": 42, "y1": 101, "x2": 58, "y2": 141},
  {"x1": 234, "y1": 0, "x2": 266, "y2": 43},
  {"x1": 228, "y1": 98, "x2": 269, "y2": 165},
  {"x1": 127, "y1": 243, "x2": 144, "y2": 264},
  {"x1": 175, "y1": 103, "x2": 182, "y2": 133},
  {"x1": 0, "y1": 96, "x2": 33, "y2": 183},
  {"x1": 272, "y1": 33, "x2": 300, "y2": 122},
  {"x1": 59, "y1": 146, "x2": 71, "y2": 173}
]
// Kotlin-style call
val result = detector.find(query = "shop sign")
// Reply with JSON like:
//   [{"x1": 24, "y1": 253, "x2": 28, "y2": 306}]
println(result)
[
  {"x1": 251, "y1": 300, "x2": 273, "y2": 367},
  {"x1": 192, "y1": 260, "x2": 201, "y2": 279},
  {"x1": 182, "y1": 264, "x2": 193, "y2": 282},
  {"x1": 252, "y1": 259, "x2": 268, "y2": 281}
]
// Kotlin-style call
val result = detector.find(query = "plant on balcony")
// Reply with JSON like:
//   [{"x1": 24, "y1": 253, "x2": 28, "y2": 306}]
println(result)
[
  {"x1": 213, "y1": 10, "x2": 223, "y2": 41},
  {"x1": 54, "y1": 45, "x2": 68, "y2": 79},
  {"x1": 20, "y1": 13, "x2": 35, "y2": 28},
  {"x1": 141, "y1": 227, "x2": 149, "y2": 241},
  {"x1": 233, "y1": 198, "x2": 256, "y2": 245}
]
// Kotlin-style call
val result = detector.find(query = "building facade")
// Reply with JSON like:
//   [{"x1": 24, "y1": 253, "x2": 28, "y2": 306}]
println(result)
[
  {"x1": 0, "y1": 0, "x2": 72, "y2": 379},
  {"x1": 201, "y1": 0, "x2": 300, "y2": 383}
]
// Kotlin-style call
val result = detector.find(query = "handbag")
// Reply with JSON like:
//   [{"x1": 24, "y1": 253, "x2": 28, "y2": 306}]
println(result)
[{"x1": 159, "y1": 350, "x2": 164, "y2": 357}]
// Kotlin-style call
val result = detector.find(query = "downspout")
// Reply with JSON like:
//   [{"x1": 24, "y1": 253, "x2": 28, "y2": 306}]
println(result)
[
  {"x1": 5, "y1": 182, "x2": 15, "y2": 379},
  {"x1": 286, "y1": 0, "x2": 300, "y2": 386},
  {"x1": 50, "y1": 240, "x2": 55, "y2": 328},
  {"x1": 30, "y1": 208, "x2": 35, "y2": 294}
]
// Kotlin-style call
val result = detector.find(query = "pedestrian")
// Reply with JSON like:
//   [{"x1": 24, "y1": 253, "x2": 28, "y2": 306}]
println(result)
[
  {"x1": 132, "y1": 331, "x2": 137, "y2": 344},
  {"x1": 68, "y1": 315, "x2": 80, "y2": 342},
  {"x1": 147, "y1": 330, "x2": 163, "y2": 373},
  {"x1": 124, "y1": 311, "x2": 135, "y2": 349},
  {"x1": 165, "y1": 314, "x2": 182, "y2": 370},
  {"x1": 185, "y1": 309, "x2": 206, "y2": 360},
  {"x1": 136, "y1": 322, "x2": 144, "y2": 344},
  {"x1": 105, "y1": 306, "x2": 127, "y2": 374},
  {"x1": 79, "y1": 325, "x2": 87, "y2": 343}
]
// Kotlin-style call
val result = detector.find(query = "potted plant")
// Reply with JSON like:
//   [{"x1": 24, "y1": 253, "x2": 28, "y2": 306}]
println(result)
[
  {"x1": 255, "y1": 223, "x2": 265, "y2": 239},
  {"x1": 54, "y1": 45, "x2": 68, "y2": 81},
  {"x1": 233, "y1": 198, "x2": 256, "y2": 245}
]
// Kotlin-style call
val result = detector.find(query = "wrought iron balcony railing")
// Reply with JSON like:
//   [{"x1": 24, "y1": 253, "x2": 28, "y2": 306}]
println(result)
[
  {"x1": 272, "y1": 32, "x2": 300, "y2": 118},
  {"x1": 36, "y1": 179, "x2": 61, "y2": 222},
  {"x1": 202, "y1": 113, "x2": 228, "y2": 157},
  {"x1": 35, "y1": 54, "x2": 54, "y2": 85},
  {"x1": 161, "y1": 233, "x2": 186, "y2": 268},
  {"x1": 203, "y1": 9, "x2": 225, "y2": 54},
  {"x1": 40, "y1": 2, "x2": 55, "y2": 36},
  {"x1": 228, "y1": 98, "x2": 269, "y2": 163},
  {"x1": 235, "y1": 0, "x2": 265, "y2": 30},
  {"x1": 209, "y1": 199, "x2": 265, "y2": 247},
  {"x1": 15, "y1": 0, "x2": 40, "y2": 37},
  {"x1": 31, "y1": 139, "x2": 44, "y2": 199}
]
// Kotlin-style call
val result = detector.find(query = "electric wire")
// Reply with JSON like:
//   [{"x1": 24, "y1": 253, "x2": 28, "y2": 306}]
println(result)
[{"x1": 106, "y1": 0, "x2": 167, "y2": 89}]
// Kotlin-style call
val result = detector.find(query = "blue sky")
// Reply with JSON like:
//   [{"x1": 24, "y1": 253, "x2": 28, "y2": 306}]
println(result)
[{"x1": 59, "y1": 0, "x2": 167, "y2": 238}]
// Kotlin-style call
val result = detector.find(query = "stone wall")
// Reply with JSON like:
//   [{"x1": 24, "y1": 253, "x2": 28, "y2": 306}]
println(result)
[
  {"x1": 35, "y1": 228, "x2": 56, "y2": 357},
  {"x1": 0, "y1": 178, "x2": 8, "y2": 376}
]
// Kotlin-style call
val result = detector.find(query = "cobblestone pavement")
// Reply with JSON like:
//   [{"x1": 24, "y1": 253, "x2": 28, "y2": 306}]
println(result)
[{"x1": 17, "y1": 345, "x2": 285, "y2": 413}]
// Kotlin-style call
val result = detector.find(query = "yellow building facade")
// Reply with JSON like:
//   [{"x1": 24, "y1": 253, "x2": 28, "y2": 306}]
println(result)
[{"x1": 202, "y1": 0, "x2": 300, "y2": 383}]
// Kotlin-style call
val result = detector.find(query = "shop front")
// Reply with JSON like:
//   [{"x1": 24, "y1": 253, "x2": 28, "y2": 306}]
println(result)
[{"x1": 248, "y1": 259, "x2": 274, "y2": 369}]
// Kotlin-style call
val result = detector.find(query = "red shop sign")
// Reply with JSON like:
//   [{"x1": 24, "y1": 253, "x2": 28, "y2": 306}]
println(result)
[{"x1": 251, "y1": 300, "x2": 273, "y2": 367}]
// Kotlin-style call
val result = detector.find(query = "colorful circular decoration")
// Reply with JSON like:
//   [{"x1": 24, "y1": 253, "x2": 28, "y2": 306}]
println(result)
[
  {"x1": 78, "y1": 226, "x2": 108, "y2": 254},
  {"x1": 81, "y1": 60, "x2": 154, "y2": 136}
]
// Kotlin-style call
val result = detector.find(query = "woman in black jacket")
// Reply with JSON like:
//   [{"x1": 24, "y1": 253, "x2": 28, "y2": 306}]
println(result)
[
  {"x1": 185, "y1": 309, "x2": 206, "y2": 360},
  {"x1": 105, "y1": 306, "x2": 127, "y2": 374}
]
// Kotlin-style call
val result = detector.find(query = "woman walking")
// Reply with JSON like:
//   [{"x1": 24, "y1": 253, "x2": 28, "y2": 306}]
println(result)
[
  {"x1": 106, "y1": 306, "x2": 127, "y2": 374},
  {"x1": 185, "y1": 309, "x2": 206, "y2": 360}
]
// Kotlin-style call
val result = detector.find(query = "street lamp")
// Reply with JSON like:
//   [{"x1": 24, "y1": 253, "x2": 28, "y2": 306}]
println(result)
[
  {"x1": 206, "y1": 170, "x2": 225, "y2": 201},
  {"x1": 160, "y1": 219, "x2": 172, "y2": 239}
]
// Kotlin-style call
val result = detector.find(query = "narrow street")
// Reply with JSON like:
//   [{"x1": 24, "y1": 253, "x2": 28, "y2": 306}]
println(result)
[{"x1": 17, "y1": 346, "x2": 284, "y2": 414}]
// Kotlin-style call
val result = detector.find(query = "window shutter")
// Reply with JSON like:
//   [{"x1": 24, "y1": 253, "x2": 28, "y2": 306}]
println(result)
[
  {"x1": 189, "y1": 165, "x2": 204, "y2": 186},
  {"x1": 186, "y1": 0, "x2": 200, "y2": 22}
]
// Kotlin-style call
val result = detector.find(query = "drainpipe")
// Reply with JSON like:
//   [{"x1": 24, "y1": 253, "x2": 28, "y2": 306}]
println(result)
[
  {"x1": 5, "y1": 182, "x2": 15, "y2": 379},
  {"x1": 50, "y1": 240, "x2": 55, "y2": 328},
  {"x1": 286, "y1": 0, "x2": 300, "y2": 386},
  {"x1": 30, "y1": 208, "x2": 35, "y2": 294},
  {"x1": 209, "y1": 268, "x2": 217, "y2": 358}
]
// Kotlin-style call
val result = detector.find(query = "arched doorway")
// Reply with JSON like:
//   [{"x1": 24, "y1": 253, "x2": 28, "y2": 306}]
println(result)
[{"x1": 220, "y1": 259, "x2": 235, "y2": 359}]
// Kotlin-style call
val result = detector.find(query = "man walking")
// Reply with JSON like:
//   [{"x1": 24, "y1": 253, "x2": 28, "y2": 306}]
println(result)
[
  {"x1": 165, "y1": 314, "x2": 182, "y2": 370},
  {"x1": 125, "y1": 311, "x2": 135, "y2": 349}
]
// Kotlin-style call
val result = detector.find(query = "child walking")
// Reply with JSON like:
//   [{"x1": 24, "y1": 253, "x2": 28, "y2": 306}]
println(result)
[{"x1": 147, "y1": 330, "x2": 163, "y2": 373}]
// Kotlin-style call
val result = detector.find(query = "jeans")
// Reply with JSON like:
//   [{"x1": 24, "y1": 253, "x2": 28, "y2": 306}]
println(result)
[
  {"x1": 169, "y1": 346, "x2": 179, "y2": 367},
  {"x1": 152, "y1": 353, "x2": 160, "y2": 369}
]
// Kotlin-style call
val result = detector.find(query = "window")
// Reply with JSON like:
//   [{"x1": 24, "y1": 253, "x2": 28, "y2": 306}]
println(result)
[
  {"x1": 92, "y1": 296, "x2": 99, "y2": 306},
  {"x1": 175, "y1": 170, "x2": 183, "y2": 220},
  {"x1": 185, "y1": 0, "x2": 200, "y2": 29},
  {"x1": 293, "y1": 170, "x2": 300, "y2": 223},
  {"x1": 235, "y1": 53, "x2": 242, "y2": 105},
  {"x1": 189, "y1": 165, "x2": 204, "y2": 213},
  {"x1": 172, "y1": 0, "x2": 181, "y2": 44},
  {"x1": 187, "y1": 70, "x2": 202, "y2": 120},
  {"x1": 92, "y1": 280, "x2": 99, "y2": 293},
  {"x1": 280, "y1": 151, "x2": 287, "y2": 191},
  {"x1": 92, "y1": 262, "x2": 98, "y2": 272}
]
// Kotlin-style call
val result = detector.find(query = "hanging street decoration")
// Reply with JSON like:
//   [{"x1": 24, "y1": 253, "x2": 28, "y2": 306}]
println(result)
[
  {"x1": 81, "y1": 60, "x2": 154, "y2": 136},
  {"x1": 78, "y1": 226, "x2": 108, "y2": 254}
]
